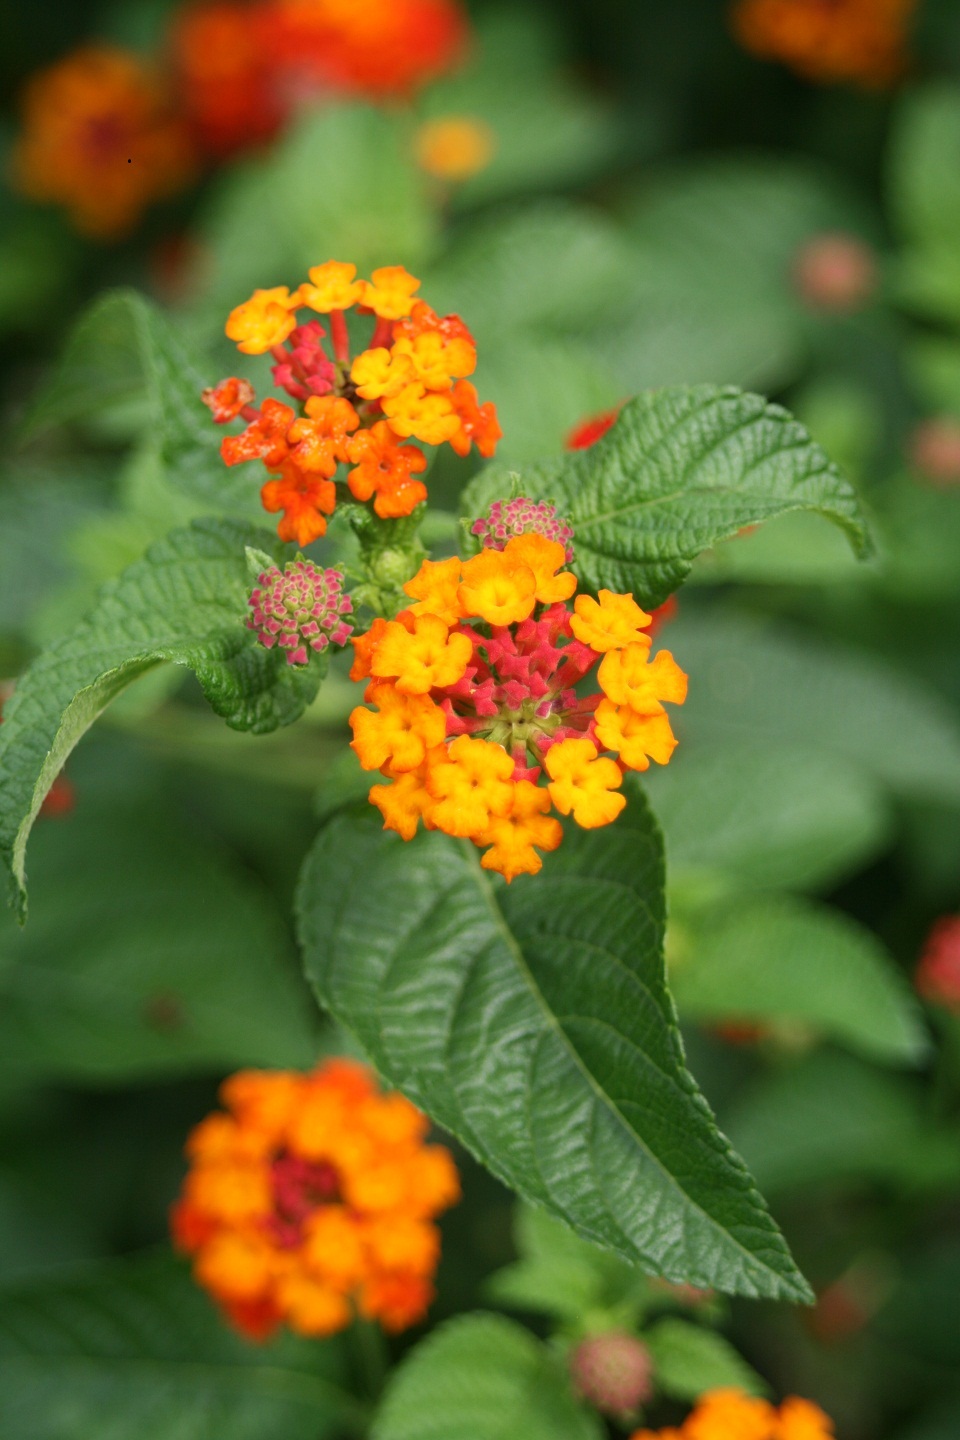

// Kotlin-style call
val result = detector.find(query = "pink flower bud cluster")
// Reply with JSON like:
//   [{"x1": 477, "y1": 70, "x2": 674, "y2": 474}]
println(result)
[
  {"x1": 472, "y1": 497, "x2": 575, "y2": 563},
  {"x1": 569, "y1": 1331, "x2": 654, "y2": 1417},
  {"x1": 247, "y1": 559, "x2": 353, "y2": 666},
  {"x1": 270, "y1": 321, "x2": 338, "y2": 402}
]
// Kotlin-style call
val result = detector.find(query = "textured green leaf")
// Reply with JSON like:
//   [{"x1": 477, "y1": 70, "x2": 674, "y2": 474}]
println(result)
[
  {"x1": 0, "y1": 1252, "x2": 360, "y2": 1440},
  {"x1": 724, "y1": 1051, "x2": 960, "y2": 1195},
  {"x1": 670, "y1": 611, "x2": 960, "y2": 805},
  {"x1": 0, "y1": 757, "x2": 315, "y2": 1082},
  {"x1": 646, "y1": 741, "x2": 891, "y2": 893},
  {"x1": 671, "y1": 895, "x2": 927, "y2": 1066},
  {"x1": 20, "y1": 290, "x2": 259, "y2": 513},
  {"x1": 297, "y1": 783, "x2": 812, "y2": 1302},
  {"x1": 463, "y1": 386, "x2": 871, "y2": 607},
  {"x1": 0, "y1": 520, "x2": 319, "y2": 916},
  {"x1": 371, "y1": 1314, "x2": 601, "y2": 1440},
  {"x1": 645, "y1": 1317, "x2": 766, "y2": 1401}
]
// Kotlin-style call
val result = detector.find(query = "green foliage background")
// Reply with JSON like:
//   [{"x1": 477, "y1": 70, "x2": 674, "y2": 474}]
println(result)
[{"x1": 2, "y1": 2, "x2": 960, "y2": 1438}]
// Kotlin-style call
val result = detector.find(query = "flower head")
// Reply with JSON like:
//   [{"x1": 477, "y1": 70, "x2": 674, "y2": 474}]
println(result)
[
  {"x1": 11, "y1": 45, "x2": 194, "y2": 239},
  {"x1": 628, "y1": 1388, "x2": 835, "y2": 1440},
  {"x1": 472, "y1": 498, "x2": 575, "y2": 564},
  {"x1": 415, "y1": 115, "x2": 496, "y2": 181},
  {"x1": 916, "y1": 915, "x2": 960, "y2": 1011},
  {"x1": 171, "y1": 0, "x2": 285, "y2": 160},
  {"x1": 171, "y1": 1059, "x2": 459, "y2": 1339},
  {"x1": 730, "y1": 0, "x2": 916, "y2": 87},
  {"x1": 207, "y1": 261, "x2": 499, "y2": 540},
  {"x1": 348, "y1": 514, "x2": 686, "y2": 879},
  {"x1": 247, "y1": 559, "x2": 353, "y2": 666}
]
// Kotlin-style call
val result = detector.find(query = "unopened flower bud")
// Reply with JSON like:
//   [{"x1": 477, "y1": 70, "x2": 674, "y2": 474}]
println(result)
[
  {"x1": 472, "y1": 497, "x2": 575, "y2": 563},
  {"x1": 569, "y1": 1331, "x2": 654, "y2": 1417},
  {"x1": 247, "y1": 559, "x2": 353, "y2": 666},
  {"x1": 909, "y1": 417, "x2": 960, "y2": 486},
  {"x1": 793, "y1": 232, "x2": 878, "y2": 313}
]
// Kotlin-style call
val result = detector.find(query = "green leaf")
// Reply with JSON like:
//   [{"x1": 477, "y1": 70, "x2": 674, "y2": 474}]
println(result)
[
  {"x1": 487, "y1": 1206, "x2": 642, "y2": 1325},
  {"x1": 889, "y1": 84, "x2": 960, "y2": 249},
  {"x1": 0, "y1": 1251, "x2": 362, "y2": 1440},
  {"x1": 0, "y1": 755, "x2": 315, "y2": 1083},
  {"x1": 371, "y1": 1314, "x2": 601, "y2": 1440},
  {"x1": 463, "y1": 386, "x2": 871, "y2": 607},
  {"x1": 191, "y1": 104, "x2": 436, "y2": 327},
  {"x1": 646, "y1": 741, "x2": 891, "y2": 893},
  {"x1": 609, "y1": 158, "x2": 866, "y2": 393},
  {"x1": 420, "y1": 9, "x2": 623, "y2": 209},
  {"x1": 0, "y1": 519, "x2": 320, "y2": 917},
  {"x1": 297, "y1": 782, "x2": 812, "y2": 1302},
  {"x1": 645, "y1": 1317, "x2": 766, "y2": 1402},
  {"x1": 671, "y1": 895, "x2": 928, "y2": 1067},
  {"x1": 20, "y1": 290, "x2": 259, "y2": 515},
  {"x1": 670, "y1": 611, "x2": 960, "y2": 806},
  {"x1": 724, "y1": 1051, "x2": 960, "y2": 1195}
]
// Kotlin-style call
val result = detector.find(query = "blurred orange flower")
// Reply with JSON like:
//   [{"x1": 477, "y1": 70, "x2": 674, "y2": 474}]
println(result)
[
  {"x1": 171, "y1": 1059, "x2": 460, "y2": 1340},
  {"x1": 730, "y1": 0, "x2": 917, "y2": 87},
  {"x1": 11, "y1": 45, "x2": 195, "y2": 239},
  {"x1": 170, "y1": 0, "x2": 285, "y2": 159}
]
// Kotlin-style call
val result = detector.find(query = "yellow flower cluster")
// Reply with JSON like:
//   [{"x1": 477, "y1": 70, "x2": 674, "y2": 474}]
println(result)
[
  {"x1": 349, "y1": 513, "x2": 687, "y2": 881},
  {"x1": 171, "y1": 1059, "x2": 459, "y2": 1340}
]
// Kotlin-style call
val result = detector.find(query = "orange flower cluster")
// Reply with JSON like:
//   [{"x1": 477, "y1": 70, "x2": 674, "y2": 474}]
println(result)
[
  {"x1": 10, "y1": 46, "x2": 195, "y2": 239},
  {"x1": 730, "y1": 0, "x2": 917, "y2": 87},
  {"x1": 207, "y1": 262, "x2": 500, "y2": 546},
  {"x1": 171, "y1": 1059, "x2": 460, "y2": 1340},
  {"x1": 172, "y1": 0, "x2": 468, "y2": 160},
  {"x1": 631, "y1": 1388, "x2": 835, "y2": 1440},
  {"x1": 349, "y1": 511, "x2": 687, "y2": 881}
]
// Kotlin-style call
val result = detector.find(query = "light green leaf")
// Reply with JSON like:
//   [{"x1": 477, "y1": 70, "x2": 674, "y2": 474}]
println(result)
[
  {"x1": 889, "y1": 84, "x2": 960, "y2": 248},
  {"x1": 0, "y1": 520, "x2": 320, "y2": 917},
  {"x1": 670, "y1": 611, "x2": 960, "y2": 805},
  {"x1": 724, "y1": 1051, "x2": 960, "y2": 1195},
  {"x1": 646, "y1": 741, "x2": 891, "y2": 893},
  {"x1": 671, "y1": 895, "x2": 928, "y2": 1066},
  {"x1": 191, "y1": 104, "x2": 436, "y2": 326},
  {"x1": 371, "y1": 1314, "x2": 601, "y2": 1440},
  {"x1": 20, "y1": 290, "x2": 258, "y2": 514},
  {"x1": 487, "y1": 1206, "x2": 641, "y2": 1324},
  {"x1": 463, "y1": 386, "x2": 871, "y2": 607},
  {"x1": 297, "y1": 783, "x2": 811, "y2": 1302},
  {"x1": 0, "y1": 1251, "x2": 361, "y2": 1440},
  {"x1": 0, "y1": 759, "x2": 315, "y2": 1083},
  {"x1": 645, "y1": 1317, "x2": 766, "y2": 1401}
]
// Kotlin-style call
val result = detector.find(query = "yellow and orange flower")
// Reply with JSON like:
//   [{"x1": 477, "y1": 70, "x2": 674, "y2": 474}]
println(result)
[
  {"x1": 10, "y1": 45, "x2": 195, "y2": 239},
  {"x1": 730, "y1": 0, "x2": 917, "y2": 88},
  {"x1": 210, "y1": 262, "x2": 500, "y2": 543},
  {"x1": 171, "y1": 1059, "x2": 459, "y2": 1341},
  {"x1": 349, "y1": 509, "x2": 687, "y2": 881},
  {"x1": 630, "y1": 1387, "x2": 835, "y2": 1440}
]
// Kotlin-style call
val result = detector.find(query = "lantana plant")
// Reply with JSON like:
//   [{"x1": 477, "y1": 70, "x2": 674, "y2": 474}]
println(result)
[{"x1": 0, "y1": 252, "x2": 874, "y2": 1432}]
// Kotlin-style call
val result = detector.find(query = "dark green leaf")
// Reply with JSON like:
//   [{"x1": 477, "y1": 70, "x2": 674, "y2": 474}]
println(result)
[
  {"x1": 297, "y1": 783, "x2": 811, "y2": 1302},
  {"x1": 645, "y1": 1317, "x2": 766, "y2": 1401},
  {"x1": 0, "y1": 519, "x2": 320, "y2": 917},
  {"x1": 463, "y1": 386, "x2": 871, "y2": 607},
  {"x1": 724, "y1": 1051, "x2": 960, "y2": 1195},
  {"x1": 671, "y1": 895, "x2": 927, "y2": 1066},
  {"x1": 371, "y1": 1314, "x2": 601, "y2": 1440},
  {"x1": 0, "y1": 765, "x2": 315, "y2": 1083},
  {"x1": 0, "y1": 1251, "x2": 361, "y2": 1440}
]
